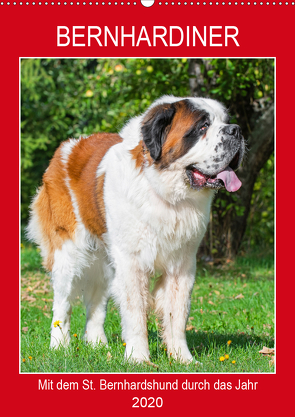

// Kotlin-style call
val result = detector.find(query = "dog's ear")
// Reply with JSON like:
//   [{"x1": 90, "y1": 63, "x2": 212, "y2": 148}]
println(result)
[{"x1": 141, "y1": 103, "x2": 176, "y2": 161}]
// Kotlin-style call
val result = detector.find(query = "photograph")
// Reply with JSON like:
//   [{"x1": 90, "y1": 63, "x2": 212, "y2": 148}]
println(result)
[{"x1": 20, "y1": 58, "x2": 274, "y2": 374}]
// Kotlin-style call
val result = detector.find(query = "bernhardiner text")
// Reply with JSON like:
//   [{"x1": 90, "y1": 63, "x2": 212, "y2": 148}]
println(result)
[{"x1": 57, "y1": 25, "x2": 239, "y2": 48}]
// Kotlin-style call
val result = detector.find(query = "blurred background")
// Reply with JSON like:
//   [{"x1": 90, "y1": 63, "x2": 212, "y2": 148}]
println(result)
[{"x1": 21, "y1": 58, "x2": 274, "y2": 261}]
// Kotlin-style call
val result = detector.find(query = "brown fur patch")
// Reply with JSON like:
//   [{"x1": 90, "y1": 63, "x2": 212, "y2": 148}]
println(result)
[
  {"x1": 32, "y1": 133, "x2": 122, "y2": 270},
  {"x1": 32, "y1": 146, "x2": 78, "y2": 270},
  {"x1": 158, "y1": 100, "x2": 204, "y2": 169},
  {"x1": 67, "y1": 133, "x2": 122, "y2": 237},
  {"x1": 130, "y1": 141, "x2": 144, "y2": 170},
  {"x1": 130, "y1": 140, "x2": 153, "y2": 171}
]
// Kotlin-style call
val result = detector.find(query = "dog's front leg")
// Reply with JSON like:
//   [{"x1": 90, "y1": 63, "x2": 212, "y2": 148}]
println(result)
[
  {"x1": 112, "y1": 257, "x2": 150, "y2": 363},
  {"x1": 153, "y1": 265, "x2": 196, "y2": 363}
]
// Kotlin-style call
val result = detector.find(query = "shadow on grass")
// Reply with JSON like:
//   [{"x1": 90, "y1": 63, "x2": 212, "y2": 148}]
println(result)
[
  {"x1": 148, "y1": 329, "x2": 274, "y2": 357},
  {"x1": 186, "y1": 330, "x2": 274, "y2": 352}
]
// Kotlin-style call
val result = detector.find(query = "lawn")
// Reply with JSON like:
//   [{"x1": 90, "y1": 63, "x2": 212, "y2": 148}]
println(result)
[{"x1": 20, "y1": 244, "x2": 275, "y2": 373}]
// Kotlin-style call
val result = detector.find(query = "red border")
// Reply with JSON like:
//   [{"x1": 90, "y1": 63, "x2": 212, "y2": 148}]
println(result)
[{"x1": 2, "y1": 3, "x2": 294, "y2": 415}]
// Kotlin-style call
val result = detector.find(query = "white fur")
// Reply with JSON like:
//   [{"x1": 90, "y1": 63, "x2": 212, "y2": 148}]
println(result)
[
  {"x1": 102, "y1": 145, "x2": 212, "y2": 361},
  {"x1": 30, "y1": 96, "x2": 233, "y2": 363}
]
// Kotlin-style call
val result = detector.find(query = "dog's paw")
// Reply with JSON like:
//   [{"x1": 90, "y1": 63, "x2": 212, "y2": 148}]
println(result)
[
  {"x1": 168, "y1": 346, "x2": 195, "y2": 364},
  {"x1": 84, "y1": 332, "x2": 108, "y2": 346},
  {"x1": 124, "y1": 344, "x2": 150, "y2": 364}
]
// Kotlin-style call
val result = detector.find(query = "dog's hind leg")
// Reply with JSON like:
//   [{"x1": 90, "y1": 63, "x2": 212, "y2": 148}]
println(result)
[
  {"x1": 83, "y1": 253, "x2": 114, "y2": 345},
  {"x1": 50, "y1": 240, "x2": 83, "y2": 349}
]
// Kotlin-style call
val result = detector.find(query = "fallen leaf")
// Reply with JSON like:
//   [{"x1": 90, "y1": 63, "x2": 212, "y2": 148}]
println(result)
[
  {"x1": 31, "y1": 281, "x2": 41, "y2": 291},
  {"x1": 22, "y1": 295, "x2": 36, "y2": 303},
  {"x1": 259, "y1": 346, "x2": 275, "y2": 367},
  {"x1": 235, "y1": 294, "x2": 244, "y2": 299},
  {"x1": 214, "y1": 290, "x2": 220, "y2": 295},
  {"x1": 259, "y1": 346, "x2": 275, "y2": 356},
  {"x1": 186, "y1": 324, "x2": 195, "y2": 331},
  {"x1": 22, "y1": 327, "x2": 28, "y2": 333},
  {"x1": 208, "y1": 300, "x2": 215, "y2": 305},
  {"x1": 107, "y1": 351, "x2": 112, "y2": 361},
  {"x1": 198, "y1": 296, "x2": 203, "y2": 305}
]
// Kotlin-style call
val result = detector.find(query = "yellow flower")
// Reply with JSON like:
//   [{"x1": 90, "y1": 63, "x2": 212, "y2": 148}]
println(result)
[
  {"x1": 225, "y1": 354, "x2": 229, "y2": 360},
  {"x1": 53, "y1": 320, "x2": 62, "y2": 328},
  {"x1": 28, "y1": 356, "x2": 32, "y2": 361},
  {"x1": 20, "y1": 243, "x2": 24, "y2": 248},
  {"x1": 85, "y1": 89, "x2": 94, "y2": 98},
  {"x1": 73, "y1": 334, "x2": 77, "y2": 338},
  {"x1": 219, "y1": 356, "x2": 225, "y2": 362},
  {"x1": 123, "y1": 342, "x2": 126, "y2": 346},
  {"x1": 227, "y1": 340, "x2": 232, "y2": 345},
  {"x1": 22, "y1": 358, "x2": 26, "y2": 362},
  {"x1": 232, "y1": 360, "x2": 236, "y2": 364}
]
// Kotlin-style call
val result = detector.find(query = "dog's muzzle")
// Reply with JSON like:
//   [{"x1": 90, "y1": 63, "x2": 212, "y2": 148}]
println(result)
[{"x1": 186, "y1": 124, "x2": 245, "y2": 193}]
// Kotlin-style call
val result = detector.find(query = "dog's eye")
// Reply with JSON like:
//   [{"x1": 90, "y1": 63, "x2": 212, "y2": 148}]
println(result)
[{"x1": 200, "y1": 123, "x2": 209, "y2": 132}]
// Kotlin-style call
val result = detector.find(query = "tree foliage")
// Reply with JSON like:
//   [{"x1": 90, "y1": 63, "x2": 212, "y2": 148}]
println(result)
[{"x1": 21, "y1": 58, "x2": 274, "y2": 254}]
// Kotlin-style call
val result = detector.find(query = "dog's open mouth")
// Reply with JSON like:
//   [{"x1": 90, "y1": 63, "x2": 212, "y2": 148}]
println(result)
[{"x1": 186, "y1": 151, "x2": 242, "y2": 192}]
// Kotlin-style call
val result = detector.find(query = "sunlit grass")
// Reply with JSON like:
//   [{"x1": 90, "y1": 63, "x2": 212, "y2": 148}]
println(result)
[{"x1": 21, "y1": 244, "x2": 274, "y2": 373}]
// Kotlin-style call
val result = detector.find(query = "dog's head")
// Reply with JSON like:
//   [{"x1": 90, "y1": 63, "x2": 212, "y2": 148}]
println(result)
[{"x1": 140, "y1": 97, "x2": 245, "y2": 195}]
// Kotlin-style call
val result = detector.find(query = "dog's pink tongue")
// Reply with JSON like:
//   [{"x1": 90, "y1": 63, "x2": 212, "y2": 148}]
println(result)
[{"x1": 216, "y1": 167, "x2": 242, "y2": 192}]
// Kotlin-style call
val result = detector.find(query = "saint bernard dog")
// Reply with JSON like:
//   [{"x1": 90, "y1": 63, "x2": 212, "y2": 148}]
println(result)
[{"x1": 27, "y1": 95, "x2": 245, "y2": 364}]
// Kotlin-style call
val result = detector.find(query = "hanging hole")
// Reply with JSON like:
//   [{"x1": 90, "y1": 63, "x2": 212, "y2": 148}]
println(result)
[{"x1": 141, "y1": 0, "x2": 155, "y2": 6}]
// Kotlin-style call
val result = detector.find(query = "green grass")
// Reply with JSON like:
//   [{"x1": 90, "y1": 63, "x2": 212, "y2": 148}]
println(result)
[{"x1": 21, "y1": 244, "x2": 274, "y2": 373}]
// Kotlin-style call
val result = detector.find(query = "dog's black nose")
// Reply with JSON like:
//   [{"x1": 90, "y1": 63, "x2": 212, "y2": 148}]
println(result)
[{"x1": 223, "y1": 124, "x2": 241, "y2": 138}]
